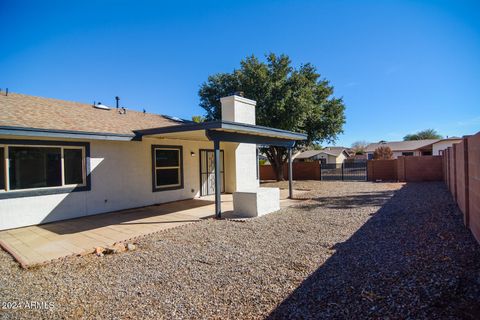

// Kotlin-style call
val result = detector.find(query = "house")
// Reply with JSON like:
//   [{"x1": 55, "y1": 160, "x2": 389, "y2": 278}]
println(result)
[
  {"x1": 431, "y1": 137, "x2": 463, "y2": 155},
  {"x1": 0, "y1": 92, "x2": 306, "y2": 230},
  {"x1": 294, "y1": 147, "x2": 350, "y2": 164},
  {"x1": 365, "y1": 138, "x2": 462, "y2": 159}
]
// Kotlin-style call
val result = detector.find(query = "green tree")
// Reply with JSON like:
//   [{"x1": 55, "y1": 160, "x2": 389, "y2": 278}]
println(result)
[
  {"x1": 198, "y1": 53, "x2": 346, "y2": 180},
  {"x1": 191, "y1": 115, "x2": 205, "y2": 123},
  {"x1": 403, "y1": 129, "x2": 442, "y2": 141},
  {"x1": 311, "y1": 143, "x2": 323, "y2": 150}
]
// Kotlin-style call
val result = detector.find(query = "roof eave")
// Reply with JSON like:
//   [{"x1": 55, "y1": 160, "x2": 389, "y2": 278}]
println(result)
[
  {"x1": 135, "y1": 120, "x2": 307, "y2": 141},
  {"x1": 0, "y1": 126, "x2": 136, "y2": 141}
]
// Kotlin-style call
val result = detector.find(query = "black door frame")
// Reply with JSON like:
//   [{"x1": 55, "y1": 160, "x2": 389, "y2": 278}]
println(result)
[{"x1": 199, "y1": 149, "x2": 225, "y2": 196}]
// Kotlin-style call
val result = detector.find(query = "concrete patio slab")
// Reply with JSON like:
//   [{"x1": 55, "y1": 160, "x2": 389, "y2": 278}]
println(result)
[{"x1": 0, "y1": 193, "x2": 304, "y2": 268}]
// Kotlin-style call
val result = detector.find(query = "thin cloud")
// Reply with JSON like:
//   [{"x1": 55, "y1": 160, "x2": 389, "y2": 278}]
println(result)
[{"x1": 457, "y1": 116, "x2": 480, "y2": 127}]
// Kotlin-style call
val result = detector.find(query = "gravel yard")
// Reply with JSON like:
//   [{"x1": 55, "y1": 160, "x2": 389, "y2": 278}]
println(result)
[{"x1": 1, "y1": 181, "x2": 479, "y2": 319}]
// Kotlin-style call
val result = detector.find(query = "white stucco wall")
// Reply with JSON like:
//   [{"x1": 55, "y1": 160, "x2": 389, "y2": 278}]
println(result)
[
  {"x1": 221, "y1": 95, "x2": 259, "y2": 191},
  {"x1": 312, "y1": 152, "x2": 346, "y2": 164},
  {"x1": 433, "y1": 140, "x2": 462, "y2": 155},
  {"x1": 0, "y1": 136, "x2": 235, "y2": 230},
  {"x1": 220, "y1": 95, "x2": 257, "y2": 125}
]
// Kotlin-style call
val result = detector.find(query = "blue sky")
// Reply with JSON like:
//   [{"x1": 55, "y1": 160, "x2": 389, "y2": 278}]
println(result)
[{"x1": 1, "y1": 0, "x2": 479, "y2": 147}]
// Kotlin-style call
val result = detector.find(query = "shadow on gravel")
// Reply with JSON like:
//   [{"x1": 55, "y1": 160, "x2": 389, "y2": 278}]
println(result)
[
  {"x1": 295, "y1": 191, "x2": 396, "y2": 210},
  {"x1": 268, "y1": 182, "x2": 480, "y2": 319}
]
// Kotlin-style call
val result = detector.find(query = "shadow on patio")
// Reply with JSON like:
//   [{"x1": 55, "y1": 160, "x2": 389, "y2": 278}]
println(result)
[
  {"x1": 0, "y1": 196, "x2": 233, "y2": 268},
  {"x1": 39, "y1": 198, "x2": 217, "y2": 235},
  {"x1": 267, "y1": 182, "x2": 480, "y2": 319}
]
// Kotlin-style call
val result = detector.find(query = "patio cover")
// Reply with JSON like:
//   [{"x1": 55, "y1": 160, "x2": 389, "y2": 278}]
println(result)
[{"x1": 135, "y1": 120, "x2": 307, "y2": 218}]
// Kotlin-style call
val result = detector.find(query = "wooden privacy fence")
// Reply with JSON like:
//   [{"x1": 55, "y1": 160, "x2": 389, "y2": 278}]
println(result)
[
  {"x1": 443, "y1": 132, "x2": 480, "y2": 244},
  {"x1": 367, "y1": 156, "x2": 443, "y2": 182}
]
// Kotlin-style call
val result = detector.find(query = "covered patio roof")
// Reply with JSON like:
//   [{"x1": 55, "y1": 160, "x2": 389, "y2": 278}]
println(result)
[
  {"x1": 136, "y1": 120, "x2": 307, "y2": 219},
  {"x1": 135, "y1": 120, "x2": 307, "y2": 147}
]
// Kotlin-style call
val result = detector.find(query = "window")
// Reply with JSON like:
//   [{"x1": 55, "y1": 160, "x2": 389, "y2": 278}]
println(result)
[
  {"x1": 152, "y1": 145, "x2": 183, "y2": 191},
  {"x1": 402, "y1": 152, "x2": 414, "y2": 156},
  {"x1": 64, "y1": 148, "x2": 84, "y2": 184},
  {"x1": 0, "y1": 147, "x2": 4, "y2": 190},
  {"x1": 9, "y1": 147, "x2": 62, "y2": 190},
  {"x1": 0, "y1": 140, "x2": 89, "y2": 197}
]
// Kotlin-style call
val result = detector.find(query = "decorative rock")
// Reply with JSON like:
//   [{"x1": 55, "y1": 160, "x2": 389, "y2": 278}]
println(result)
[
  {"x1": 126, "y1": 243, "x2": 136, "y2": 251},
  {"x1": 102, "y1": 243, "x2": 126, "y2": 255},
  {"x1": 94, "y1": 247, "x2": 105, "y2": 256}
]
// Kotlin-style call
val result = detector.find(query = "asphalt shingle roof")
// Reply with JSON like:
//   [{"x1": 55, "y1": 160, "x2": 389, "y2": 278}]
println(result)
[
  {"x1": 296, "y1": 148, "x2": 347, "y2": 159},
  {"x1": 0, "y1": 92, "x2": 182, "y2": 136},
  {"x1": 365, "y1": 140, "x2": 440, "y2": 152}
]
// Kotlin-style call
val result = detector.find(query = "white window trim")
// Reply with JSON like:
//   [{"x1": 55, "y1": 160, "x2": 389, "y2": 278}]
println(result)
[
  {"x1": 154, "y1": 147, "x2": 181, "y2": 189},
  {"x1": 0, "y1": 143, "x2": 87, "y2": 193}
]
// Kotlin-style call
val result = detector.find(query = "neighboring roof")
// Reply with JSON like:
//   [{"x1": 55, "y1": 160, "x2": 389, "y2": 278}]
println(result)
[
  {"x1": 295, "y1": 148, "x2": 347, "y2": 159},
  {"x1": 295, "y1": 150, "x2": 323, "y2": 159},
  {"x1": 324, "y1": 146, "x2": 351, "y2": 156},
  {"x1": 0, "y1": 92, "x2": 182, "y2": 139},
  {"x1": 365, "y1": 139, "x2": 440, "y2": 152},
  {"x1": 432, "y1": 137, "x2": 463, "y2": 144}
]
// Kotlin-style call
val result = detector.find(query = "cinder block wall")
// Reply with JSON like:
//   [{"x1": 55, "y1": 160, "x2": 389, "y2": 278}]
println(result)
[
  {"x1": 442, "y1": 132, "x2": 480, "y2": 245},
  {"x1": 403, "y1": 156, "x2": 443, "y2": 182},
  {"x1": 367, "y1": 160, "x2": 398, "y2": 181},
  {"x1": 467, "y1": 133, "x2": 480, "y2": 243},
  {"x1": 367, "y1": 156, "x2": 442, "y2": 182},
  {"x1": 454, "y1": 143, "x2": 467, "y2": 219},
  {"x1": 259, "y1": 162, "x2": 321, "y2": 181},
  {"x1": 448, "y1": 146, "x2": 457, "y2": 200}
]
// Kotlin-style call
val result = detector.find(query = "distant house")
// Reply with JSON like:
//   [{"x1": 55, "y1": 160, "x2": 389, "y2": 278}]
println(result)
[
  {"x1": 294, "y1": 147, "x2": 350, "y2": 164},
  {"x1": 365, "y1": 138, "x2": 462, "y2": 160}
]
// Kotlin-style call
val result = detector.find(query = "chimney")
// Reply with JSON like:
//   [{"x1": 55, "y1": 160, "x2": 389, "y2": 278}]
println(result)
[{"x1": 220, "y1": 94, "x2": 256, "y2": 125}]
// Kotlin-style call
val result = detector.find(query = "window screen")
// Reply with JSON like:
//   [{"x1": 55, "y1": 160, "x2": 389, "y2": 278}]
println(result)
[
  {"x1": 64, "y1": 148, "x2": 84, "y2": 185},
  {"x1": 156, "y1": 168, "x2": 179, "y2": 186},
  {"x1": 155, "y1": 149, "x2": 179, "y2": 167},
  {"x1": 9, "y1": 147, "x2": 62, "y2": 190},
  {"x1": 153, "y1": 147, "x2": 182, "y2": 190}
]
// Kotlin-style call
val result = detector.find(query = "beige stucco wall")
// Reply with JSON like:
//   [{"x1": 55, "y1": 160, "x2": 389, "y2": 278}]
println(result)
[
  {"x1": 312, "y1": 152, "x2": 346, "y2": 164},
  {"x1": 0, "y1": 135, "x2": 237, "y2": 230},
  {"x1": 334, "y1": 152, "x2": 347, "y2": 164},
  {"x1": 433, "y1": 140, "x2": 462, "y2": 155}
]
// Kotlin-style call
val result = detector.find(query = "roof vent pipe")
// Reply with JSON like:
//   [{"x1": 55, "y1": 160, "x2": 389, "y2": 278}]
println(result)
[{"x1": 115, "y1": 96, "x2": 120, "y2": 109}]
